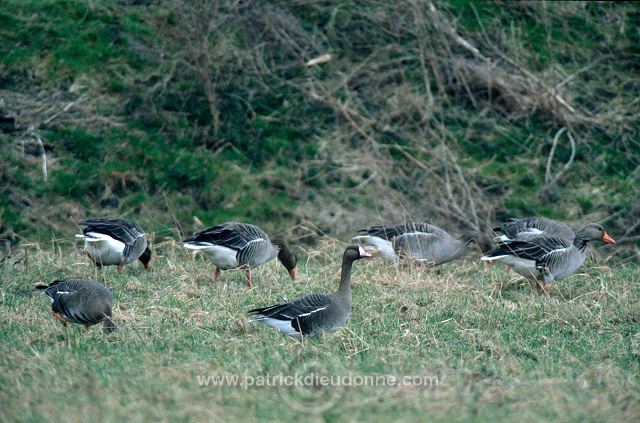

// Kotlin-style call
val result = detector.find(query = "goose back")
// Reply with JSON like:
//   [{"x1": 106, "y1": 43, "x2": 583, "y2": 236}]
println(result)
[{"x1": 495, "y1": 217, "x2": 574, "y2": 242}]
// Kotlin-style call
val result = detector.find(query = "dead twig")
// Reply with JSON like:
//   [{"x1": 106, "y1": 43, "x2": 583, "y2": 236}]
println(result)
[{"x1": 542, "y1": 127, "x2": 576, "y2": 197}]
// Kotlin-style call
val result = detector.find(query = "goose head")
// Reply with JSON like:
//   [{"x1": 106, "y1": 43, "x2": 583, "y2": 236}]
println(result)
[
  {"x1": 139, "y1": 247, "x2": 152, "y2": 269},
  {"x1": 577, "y1": 224, "x2": 616, "y2": 244},
  {"x1": 272, "y1": 239, "x2": 297, "y2": 280},
  {"x1": 344, "y1": 245, "x2": 373, "y2": 262},
  {"x1": 461, "y1": 231, "x2": 494, "y2": 253}
]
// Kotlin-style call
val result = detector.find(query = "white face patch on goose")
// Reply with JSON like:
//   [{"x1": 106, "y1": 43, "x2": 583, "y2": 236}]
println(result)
[{"x1": 358, "y1": 246, "x2": 371, "y2": 257}]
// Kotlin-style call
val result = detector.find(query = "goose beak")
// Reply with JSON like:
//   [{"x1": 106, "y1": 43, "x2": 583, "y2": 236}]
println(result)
[
  {"x1": 601, "y1": 232, "x2": 616, "y2": 245},
  {"x1": 288, "y1": 268, "x2": 296, "y2": 280},
  {"x1": 358, "y1": 246, "x2": 373, "y2": 257}
]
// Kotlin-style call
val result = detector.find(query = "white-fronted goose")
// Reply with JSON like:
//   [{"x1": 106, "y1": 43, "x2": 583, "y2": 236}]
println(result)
[
  {"x1": 248, "y1": 245, "x2": 371, "y2": 337},
  {"x1": 183, "y1": 222, "x2": 296, "y2": 287},
  {"x1": 481, "y1": 223, "x2": 615, "y2": 293},
  {"x1": 36, "y1": 279, "x2": 116, "y2": 332},
  {"x1": 494, "y1": 217, "x2": 574, "y2": 242},
  {"x1": 352, "y1": 221, "x2": 492, "y2": 265},
  {"x1": 75, "y1": 217, "x2": 151, "y2": 271}
]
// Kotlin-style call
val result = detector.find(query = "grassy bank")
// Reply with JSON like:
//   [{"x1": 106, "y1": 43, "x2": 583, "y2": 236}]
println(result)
[
  {"x1": 1, "y1": 241, "x2": 638, "y2": 421},
  {"x1": 1, "y1": 1, "x2": 638, "y2": 258}
]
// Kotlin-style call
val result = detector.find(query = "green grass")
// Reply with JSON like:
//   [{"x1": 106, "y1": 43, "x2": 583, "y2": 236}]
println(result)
[{"x1": 1, "y1": 241, "x2": 638, "y2": 421}]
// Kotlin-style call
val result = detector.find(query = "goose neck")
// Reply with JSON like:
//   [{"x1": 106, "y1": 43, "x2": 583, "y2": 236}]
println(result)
[{"x1": 337, "y1": 258, "x2": 354, "y2": 298}]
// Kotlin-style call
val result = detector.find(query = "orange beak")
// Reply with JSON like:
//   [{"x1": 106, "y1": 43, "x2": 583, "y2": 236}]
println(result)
[
  {"x1": 601, "y1": 232, "x2": 616, "y2": 244},
  {"x1": 288, "y1": 268, "x2": 296, "y2": 281}
]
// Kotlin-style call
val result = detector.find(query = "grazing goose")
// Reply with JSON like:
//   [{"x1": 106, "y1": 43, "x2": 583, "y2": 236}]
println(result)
[
  {"x1": 248, "y1": 245, "x2": 371, "y2": 337},
  {"x1": 35, "y1": 279, "x2": 116, "y2": 333},
  {"x1": 75, "y1": 217, "x2": 151, "y2": 271},
  {"x1": 183, "y1": 222, "x2": 296, "y2": 287},
  {"x1": 352, "y1": 221, "x2": 492, "y2": 265},
  {"x1": 494, "y1": 217, "x2": 574, "y2": 242},
  {"x1": 481, "y1": 223, "x2": 615, "y2": 293}
]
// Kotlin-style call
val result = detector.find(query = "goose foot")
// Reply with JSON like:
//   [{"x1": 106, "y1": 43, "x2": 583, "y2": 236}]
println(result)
[{"x1": 52, "y1": 310, "x2": 68, "y2": 326}]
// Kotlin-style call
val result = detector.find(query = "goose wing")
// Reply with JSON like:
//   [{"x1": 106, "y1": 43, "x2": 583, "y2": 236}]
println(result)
[
  {"x1": 483, "y1": 237, "x2": 572, "y2": 264},
  {"x1": 248, "y1": 293, "x2": 333, "y2": 336},
  {"x1": 51, "y1": 280, "x2": 112, "y2": 325},
  {"x1": 184, "y1": 223, "x2": 268, "y2": 250},
  {"x1": 497, "y1": 217, "x2": 573, "y2": 241},
  {"x1": 392, "y1": 231, "x2": 440, "y2": 259},
  {"x1": 79, "y1": 218, "x2": 144, "y2": 246}
]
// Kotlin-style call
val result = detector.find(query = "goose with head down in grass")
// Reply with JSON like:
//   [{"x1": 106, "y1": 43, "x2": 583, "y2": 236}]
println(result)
[
  {"x1": 352, "y1": 220, "x2": 492, "y2": 265},
  {"x1": 183, "y1": 222, "x2": 296, "y2": 288},
  {"x1": 36, "y1": 279, "x2": 117, "y2": 333},
  {"x1": 75, "y1": 217, "x2": 151, "y2": 271}
]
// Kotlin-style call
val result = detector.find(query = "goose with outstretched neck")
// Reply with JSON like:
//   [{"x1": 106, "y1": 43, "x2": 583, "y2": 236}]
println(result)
[
  {"x1": 248, "y1": 245, "x2": 372, "y2": 337},
  {"x1": 482, "y1": 223, "x2": 615, "y2": 293}
]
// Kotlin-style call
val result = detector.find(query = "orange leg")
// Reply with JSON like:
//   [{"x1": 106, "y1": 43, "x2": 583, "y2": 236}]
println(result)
[
  {"x1": 245, "y1": 270, "x2": 252, "y2": 288},
  {"x1": 52, "y1": 310, "x2": 68, "y2": 326},
  {"x1": 117, "y1": 264, "x2": 124, "y2": 272},
  {"x1": 214, "y1": 267, "x2": 220, "y2": 282}
]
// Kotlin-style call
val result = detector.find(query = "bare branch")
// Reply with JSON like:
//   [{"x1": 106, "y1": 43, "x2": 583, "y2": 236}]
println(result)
[
  {"x1": 542, "y1": 127, "x2": 576, "y2": 198},
  {"x1": 34, "y1": 134, "x2": 47, "y2": 184}
]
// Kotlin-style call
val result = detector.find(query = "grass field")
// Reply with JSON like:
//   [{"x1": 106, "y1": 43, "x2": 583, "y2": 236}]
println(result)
[{"x1": 1, "y1": 239, "x2": 638, "y2": 422}]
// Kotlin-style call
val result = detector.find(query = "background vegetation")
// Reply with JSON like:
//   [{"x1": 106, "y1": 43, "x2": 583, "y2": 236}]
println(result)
[
  {"x1": 0, "y1": 0, "x2": 638, "y2": 259},
  {"x1": 1, "y1": 2, "x2": 639, "y2": 421}
]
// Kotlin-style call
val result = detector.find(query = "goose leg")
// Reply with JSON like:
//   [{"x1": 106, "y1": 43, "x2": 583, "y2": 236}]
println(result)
[
  {"x1": 117, "y1": 264, "x2": 124, "y2": 272},
  {"x1": 52, "y1": 310, "x2": 68, "y2": 326},
  {"x1": 213, "y1": 267, "x2": 220, "y2": 282},
  {"x1": 245, "y1": 270, "x2": 252, "y2": 288},
  {"x1": 535, "y1": 281, "x2": 544, "y2": 294}
]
